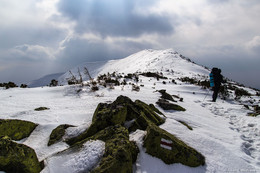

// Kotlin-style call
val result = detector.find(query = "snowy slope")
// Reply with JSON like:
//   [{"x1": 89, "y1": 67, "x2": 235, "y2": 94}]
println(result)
[
  {"x1": 58, "y1": 49, "x2": 209, "y2": 85},
  {"x1": 27, "y1": 73, "x2": 65, "y2": 88},
  {"x1": 0, "y1": 49, "x2": 259, "y2": 173},
  {"x1": 98, "y1": 49, "x2": 209, "y2": 77}
]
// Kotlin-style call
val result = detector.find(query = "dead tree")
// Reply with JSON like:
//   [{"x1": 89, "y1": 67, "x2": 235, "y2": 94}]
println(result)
[
  {"x1": 78, "y1": 67, "x2": 83, "y2": 84},
  {"x1": 84, "y1": 67, "x2": 93, "y2": 81},
  {"x1": 67, "y1": 70, "x2": 78, "y2": 85}
]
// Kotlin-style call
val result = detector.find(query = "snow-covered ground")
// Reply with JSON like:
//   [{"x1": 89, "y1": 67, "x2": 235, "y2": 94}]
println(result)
[{"x1": 1, "y1": 49, "x2": 259, "y2": 172}]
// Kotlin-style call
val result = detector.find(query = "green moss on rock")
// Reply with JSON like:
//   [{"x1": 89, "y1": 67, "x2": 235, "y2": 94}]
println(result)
[
  {"x1": 143, "y1": 125, "x2": 205, "y2": 167},
  {"x1": 148, "y1": 103, "x2": 164, "y2": 115},
  {"x1": 156, "y1": 99, "x2": 186, "y2": 111},
  {"x1": 247, "y1": 112, "x2": 260, "y2": 117},
  {"x1": 34, "y1": 107, "x2": 49, "y2": 111},
  {"x1": 0, "y1": 119, "x2": 37, "y2": 140},
  {"x1": 135, "y1": 100, "x2": 165, "y2": 124},
  {"x1": 66, "y1": 101, "x2": 128, "y2": 145},
  {"x1": 0, "y1": 136, "x2": 43, "y2": 173},
  {"x1": 90, "y1": 125, "x2": 139, "y2": 173},
  {"x1": 69, "y1": 125, "x2": 138, "y2": 173},
  {"x1": 66, "y1": 95, "x2": 165, "y2": 146},
  {"x1": 48, "y1": 124, "x2": 74, "y2": 146}
]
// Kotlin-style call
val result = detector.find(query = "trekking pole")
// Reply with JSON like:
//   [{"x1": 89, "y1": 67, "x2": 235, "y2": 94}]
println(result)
[{"x1": 202, "y1": 89, "x2": 210, "y2": 102}]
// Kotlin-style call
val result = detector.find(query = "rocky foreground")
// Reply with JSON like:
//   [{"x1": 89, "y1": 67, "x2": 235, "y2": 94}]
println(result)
[{"x1": 0, "y1": 95, "x2": 205, "y2": 173}]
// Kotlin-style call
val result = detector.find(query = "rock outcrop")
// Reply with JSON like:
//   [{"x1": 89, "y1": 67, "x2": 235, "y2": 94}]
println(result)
[
  {"x1": 60, "y1": 95, "x2": 203, "y2": 172},
  {"x1": 143, "y1": 125, "x2": 205, "y2": 167},
  {"x1": 0, "y1": 136, "x2": 43, "y2": 173},
  {"x1": 48, "y1": 124, "x2": 74, "y2": 146},
  {"x1": 87, "y1": 125, "x2": 138, "y2": 173},
  {"x1": 66, "y1": 95, "x2": 165, "y2": 145},
  {"x1": 0, "y1": 119, "x2": 37, "y2": 140}
]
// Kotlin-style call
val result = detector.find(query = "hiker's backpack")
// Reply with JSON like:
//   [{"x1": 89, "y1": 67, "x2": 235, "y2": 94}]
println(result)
[
  {"x1": 209, "y1": 68, "x2": 218, "y2": 87},
  {"x1": 209, "y1": 73, "x2": 214, "y2": 87}
]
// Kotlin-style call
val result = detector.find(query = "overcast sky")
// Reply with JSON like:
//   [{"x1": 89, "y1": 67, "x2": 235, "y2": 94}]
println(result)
[{"x1": 0, "y1": 0, "x2": 260, "y2": 89}]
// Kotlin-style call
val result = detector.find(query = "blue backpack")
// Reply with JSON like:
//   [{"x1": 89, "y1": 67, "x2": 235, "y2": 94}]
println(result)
[
  {"x1": 209, "y1": 68, "x2": 218, "y2": 87},
  {"x1": 209, "y1": 73, "x2": 214, "y2": 87}
]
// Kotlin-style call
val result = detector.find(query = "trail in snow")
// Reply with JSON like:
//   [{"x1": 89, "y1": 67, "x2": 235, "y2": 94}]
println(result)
[{"x1": 200, "y1": 100, "x2": 260, "y2": 167}]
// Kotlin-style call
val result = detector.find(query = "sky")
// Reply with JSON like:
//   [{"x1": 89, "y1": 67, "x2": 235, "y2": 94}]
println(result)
[{"x1": 0, "y1": 0, "x2": 260, "y2": 89}]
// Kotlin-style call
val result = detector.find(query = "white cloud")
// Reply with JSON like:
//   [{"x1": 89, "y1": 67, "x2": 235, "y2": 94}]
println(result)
[
  {"x1": 8, "y1": 44, "x2": 56, "y2": 61},
  {"x1": 246, "y1": 36, "x2": 260, "y2": 54}
]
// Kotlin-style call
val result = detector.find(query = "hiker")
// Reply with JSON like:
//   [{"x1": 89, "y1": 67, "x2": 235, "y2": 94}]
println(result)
[{"x1": 210, "y1": 68, "x2": 223, "y2": 102}]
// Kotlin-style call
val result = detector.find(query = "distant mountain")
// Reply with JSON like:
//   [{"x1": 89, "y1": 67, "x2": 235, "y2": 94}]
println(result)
[
  {"x1": 27, "y1": 72, "x2": 65, "y2": 88},
  {"x1": 58, "y1": 49, "x2": 210, "y2": 85},
  {"x1": 29, "y1": 49, "x2": 210, "y2": 87}
]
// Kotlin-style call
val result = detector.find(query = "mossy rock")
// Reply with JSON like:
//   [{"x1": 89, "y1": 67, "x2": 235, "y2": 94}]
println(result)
[
  {"x1": 253, "y1": 105, "x2": 260, "y2": 111},
  {"x1": 66, "y1": 95, "x2": 165, "y2": 145},
  {"x1": 71, "y1": 125, "x2": 139, "y2": 173},
  {"x1": 158, "y1": 90, "x2": 176, "y2": 102},
  {"x1": 133, "y1": 100, "x2": 165, "y2": 125},
  {"x1": 0, "y1": 136, "x2": 43, "y2": 173},
  {"x1": 48, "y1": 124, "x2": 74, "y2": 146},
  {"x1": 143, "y1": 125, "x2": 205, "y2": 167},
  {"x1": 148, "y1": 103, "x2": 164, "y2": 115},
  {"x1": 66, "y1": 101, "x2": 128, "y2": 145},
  {"x1": 34, "y1": 107, "x2": 49, "y2": 111},
  {"x1": 90, "y1": 125, "x2": 139, "y2": 173},
  {"x1": 0, "y1": 119, "x2": 37, "y2": 140},
  {"x1": 127, "y1": 100, "x2": 165, "y2": 132},
  {"x1": 128, "y1": 112, "x2": 152, "y2": 132},
  {"x1": 247, "y1": 112, "x2": 260, "y2": 117},
  {"x1": 156, "y1": 99, "x2": 186, "y2": 111}
]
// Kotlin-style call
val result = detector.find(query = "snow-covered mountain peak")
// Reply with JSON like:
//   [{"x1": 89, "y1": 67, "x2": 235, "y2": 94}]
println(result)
[
  {"x1": 58, "y1": 48, "x2": 209, "y2": 85},
  {"x1": 27, "y1": 49, "x2": 209, "y2": 87}
]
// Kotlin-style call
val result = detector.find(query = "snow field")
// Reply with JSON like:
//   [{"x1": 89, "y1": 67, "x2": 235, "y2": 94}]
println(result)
[{"x1": 0, "y1": 49, "x2": 259, "y2": 172}]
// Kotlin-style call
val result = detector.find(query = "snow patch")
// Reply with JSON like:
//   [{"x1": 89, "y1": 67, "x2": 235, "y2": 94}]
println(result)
[{"x1": 42, "y1": 140, "x2": 105, "y2": 173}]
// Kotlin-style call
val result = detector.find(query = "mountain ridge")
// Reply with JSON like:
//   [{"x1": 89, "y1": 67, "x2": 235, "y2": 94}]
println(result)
[{"x1": 28, "y1": 49, "x2": 210, "y2": 87}]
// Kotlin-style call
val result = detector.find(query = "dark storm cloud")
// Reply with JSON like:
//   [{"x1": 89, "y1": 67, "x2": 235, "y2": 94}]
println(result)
[
  {"x1": 56, "y1": 36, "x2": 155, "y2": 68},
  {"x1": 0, "y1": 24, "x2": 65, "y2": 50},
  {"x1": 57, "y1": 0, "x2": 174, "y2": 37}
]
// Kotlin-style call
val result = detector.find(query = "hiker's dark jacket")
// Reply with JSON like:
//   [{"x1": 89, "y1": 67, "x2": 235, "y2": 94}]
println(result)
[{"x1": 213, "y1": 72, "x2": 223, "y2": 87}]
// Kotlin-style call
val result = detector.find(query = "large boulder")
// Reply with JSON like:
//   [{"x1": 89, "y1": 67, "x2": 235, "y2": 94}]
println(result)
[
  {"x1": 70, "y1": 125, "x2": 138, "y2": 173},
  {"x1": 48, "y1": 124, "x2": 74, "y2": 146},
  {"x1": 0, "y1": 119, "x2": 37, "y2": 140},
  {"x1": 0, "y1": 136, "x2": 43, "y2": 173},
  {"x1": 90, "y1": 125, "x2": 139, "y2": 173},
  {"x1": 66, "y1": 95, "x2": 165, "y2": 145},
  {"x1": 143, "y1": 125, "x2": 205, "y2": 167}
]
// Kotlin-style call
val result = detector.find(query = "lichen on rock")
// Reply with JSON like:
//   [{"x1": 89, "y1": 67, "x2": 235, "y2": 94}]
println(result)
[
  {"x1": 34, "y1": 107, "x2": 49, "y2": 111},
  {"x1": 0, "y1": 136, "x2": 43, "y2": 173},
  {"x1": 68, "y1": 125, "x2": 138, "y2": 173},
  {"x1": 90, "y1": 125, "x2": 139, "y2": 173},
  {"x1": 66, "y1": 95, "x2": 165, "y2": 145},
  {"x1": 0, "y1": 119, "x2": 37, "y2": 140},
  {"x1": 64, "y1": 95, "x2": 204, "y2": 172},
  {"x1": 143, "y1": 125, "x2": 205, "y2": 167},
  {"x1": 48, "y1": 124, "x2": 75, "y2": 146}
]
